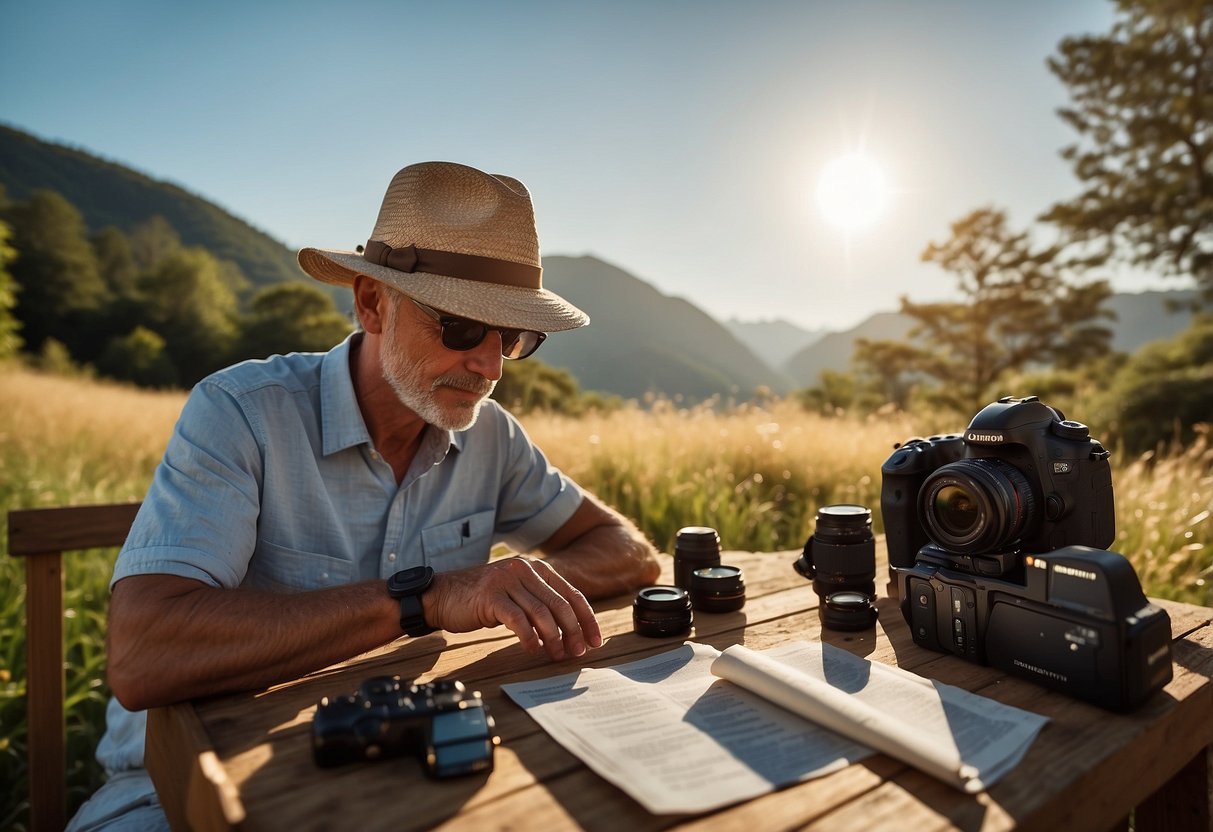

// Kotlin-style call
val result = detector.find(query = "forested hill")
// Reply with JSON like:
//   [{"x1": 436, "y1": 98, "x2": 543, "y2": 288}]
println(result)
[{"x1": 0, "y1": 124, "x2": 305, "y2": 289}]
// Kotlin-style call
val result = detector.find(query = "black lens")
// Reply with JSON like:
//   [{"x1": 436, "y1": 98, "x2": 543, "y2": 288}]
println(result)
[
  {"x1": 798, "y1": 505, "x2": 876, "y2": 598},
  {"x1": 444, "y1": 319, "x2": 545, "y2": 359},
  {"x1": 415, "y1": 299, "x2": 545, "y2": 359},
  {"x1": 501, "y1": 329, "x2": 546, "y2": 360},
  {"x1": 932, "y1": 484, "x2": 980, "y2": 537},
  {"x1": 674, "y1": 526, "x2": 722, "y2": 589},
  {"x1": 819, "y1": 590, "x2": 878, "y2": 631},
  {"x1": 441, "y1": 318, "x2": 489, "y2": 351},
  {"x1": 813, "y1": 504, "x2": 873, "y2": 545},
  {"x1": 689, "y1": 565, "x2": 746, "y2": 613},
  {"x1": 920, "y1": 459, "x2": 1036, "y2": 554},
  {"x1": 633, "y1": 586, "x2": 693, "y2": 637}
]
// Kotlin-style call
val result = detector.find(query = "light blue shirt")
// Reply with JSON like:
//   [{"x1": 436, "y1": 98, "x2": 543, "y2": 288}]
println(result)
[{"x1": 96, "y1": 333, "x2": 583, "y2": 773}]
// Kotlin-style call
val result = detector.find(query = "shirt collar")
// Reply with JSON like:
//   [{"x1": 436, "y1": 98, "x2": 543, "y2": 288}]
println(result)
[{"x1": 321, "y1": 332, "x2": 466, "y2": 458}]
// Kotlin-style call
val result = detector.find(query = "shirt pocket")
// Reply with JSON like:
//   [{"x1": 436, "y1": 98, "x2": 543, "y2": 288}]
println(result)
[
  {"x1": 244, "y1": 539, "x2": 355, "y2": 591},
  {"x1": 421, "y1": 509, "x2": 496, "y2": 570}
]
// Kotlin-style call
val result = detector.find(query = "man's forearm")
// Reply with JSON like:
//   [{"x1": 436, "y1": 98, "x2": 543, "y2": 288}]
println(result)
[{"x1": 108, "y1": 575, "x2": 401, "y2": 711}]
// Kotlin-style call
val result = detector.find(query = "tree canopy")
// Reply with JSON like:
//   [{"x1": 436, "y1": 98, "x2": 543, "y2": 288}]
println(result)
[
  {"x1": 1045, "y1": 0, "x2": 1213, "y2": 302},
  {"x1": 853, "y1": 207, "x2": 1114, "y2": 416}
]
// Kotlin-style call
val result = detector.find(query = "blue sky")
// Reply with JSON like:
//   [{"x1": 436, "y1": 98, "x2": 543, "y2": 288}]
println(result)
[{"x1": 1, "y1": 0, "x2": 1177, "y2": 330}]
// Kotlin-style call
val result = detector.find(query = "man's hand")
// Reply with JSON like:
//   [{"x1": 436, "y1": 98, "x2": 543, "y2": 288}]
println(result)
[{"x1": 422, "y1": 557, "x2": 602, "y2": 661}]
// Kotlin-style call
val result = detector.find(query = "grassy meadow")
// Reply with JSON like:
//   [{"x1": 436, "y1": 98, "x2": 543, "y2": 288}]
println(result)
[{"x1": 1, "y1": 363, "x2": 1211, "y2": 827}]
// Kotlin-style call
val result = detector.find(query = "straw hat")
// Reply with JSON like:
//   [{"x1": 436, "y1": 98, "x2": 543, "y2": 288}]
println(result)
[{"x1": 298, "y1": 162, "x2": 588, "y2": 332}]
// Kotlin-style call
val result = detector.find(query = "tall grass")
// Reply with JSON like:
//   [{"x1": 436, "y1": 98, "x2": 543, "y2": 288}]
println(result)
[
  {"x1": 1, "y1": 365, "x2": 181, "y2": 830},
  {"x1": 0, "y1": 364, "x2": 1210, "y2": 828},
  {"x1": 522, "y1": 399, "x2": 922, "y2": 553}
]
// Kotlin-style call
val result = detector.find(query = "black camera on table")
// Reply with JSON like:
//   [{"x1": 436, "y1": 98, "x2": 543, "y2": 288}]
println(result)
[
  {"x1": 312, "y1": 676, "x2": 498, "y2": 778},
  {"x1": 880, "y1": 396, "x2": 1173, "y2": 711}
]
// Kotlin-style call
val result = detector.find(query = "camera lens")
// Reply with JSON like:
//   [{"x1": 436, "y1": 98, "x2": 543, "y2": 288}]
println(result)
[
  {"x1": 795, "y1": 504, "x2": 876, "y2": 598},
  {"x1": 674, "y1": 526, "x2": 722, "y2": 589},
  {"x1": 633, "y1": 586, "x2": 693, "y2": 637},
  {"x1": 819, "y1": 590, "x2": 878, "y2": 632},
  {"x1": 920, "y1": 459, "x2": 1037, "y2": 554},
  {"x1": 689, "y1": 565, "x2": 746, "y2": 613},
  {"x1": 814, "y1": 504, "x2": 875, "y2": 545}
]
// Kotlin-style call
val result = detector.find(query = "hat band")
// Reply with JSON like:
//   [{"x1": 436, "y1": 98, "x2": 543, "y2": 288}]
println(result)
[{"x1": 363, "y1": 240, "x2": 541, "y2": 289}]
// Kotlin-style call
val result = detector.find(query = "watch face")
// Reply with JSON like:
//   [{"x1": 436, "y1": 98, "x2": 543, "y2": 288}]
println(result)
[{"x1": 388, "y1": 565, "x2": 434, "y2": 596}]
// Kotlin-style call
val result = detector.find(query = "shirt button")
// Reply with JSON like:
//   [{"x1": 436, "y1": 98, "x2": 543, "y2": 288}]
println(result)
[
  {"x1": 370, "y1": 451, "x2": 381, "y2": 460},
  {"x1": 388, "y1": 552, "x2": 396, "y2": 562},
  {"x1": 320, "y1": 571, "x2": 329, "y2": 581}
]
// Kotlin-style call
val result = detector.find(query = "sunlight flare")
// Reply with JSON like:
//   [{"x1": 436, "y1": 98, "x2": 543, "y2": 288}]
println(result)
[{"x1": 815, "y1": 153, "x2": 890, "y2": 233}]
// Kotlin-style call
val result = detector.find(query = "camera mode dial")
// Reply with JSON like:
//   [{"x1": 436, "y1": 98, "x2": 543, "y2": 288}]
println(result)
[{"x1": 1051, "y1": 419, "x2": 1090, "y2": 441}]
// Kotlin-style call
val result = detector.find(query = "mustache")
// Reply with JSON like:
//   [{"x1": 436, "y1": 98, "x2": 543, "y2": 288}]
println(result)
[{"x1": 432, "y1": 373, "x2": 496, "y2": 396}]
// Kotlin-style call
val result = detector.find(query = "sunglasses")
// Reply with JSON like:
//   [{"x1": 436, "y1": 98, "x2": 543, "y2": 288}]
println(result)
[{"x1": 410, "y1": 299, "x2": 547, "y2": 360}]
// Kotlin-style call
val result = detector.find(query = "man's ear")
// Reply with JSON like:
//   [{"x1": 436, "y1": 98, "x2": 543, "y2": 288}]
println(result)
[{"x1": 353, "y1": 275, "x2": 386, "y2": 334}]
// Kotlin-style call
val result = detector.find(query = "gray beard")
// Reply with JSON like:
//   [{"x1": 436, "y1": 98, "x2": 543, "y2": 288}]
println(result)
[{"x1": 380, "y1": 337, "x2": 496, "y2": 431}]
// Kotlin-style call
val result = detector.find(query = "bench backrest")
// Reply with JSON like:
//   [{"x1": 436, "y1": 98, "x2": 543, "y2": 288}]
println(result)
[{"x1": 8, "y1": 503, "x2": 141, "y2": 832}]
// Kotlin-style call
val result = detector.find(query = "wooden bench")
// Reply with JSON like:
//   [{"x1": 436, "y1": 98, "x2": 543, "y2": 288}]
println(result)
[{"x1": 7, "y1": 502, "x2": 142, "y2": 832}]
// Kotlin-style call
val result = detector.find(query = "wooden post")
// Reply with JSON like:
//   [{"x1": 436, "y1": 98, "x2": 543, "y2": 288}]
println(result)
[
  {"x1": 25, "y1": 551, "x2": 66, "y2": 832},
  {"x1": 8, "y1": 503, "x2": 142, "y2": 832}
]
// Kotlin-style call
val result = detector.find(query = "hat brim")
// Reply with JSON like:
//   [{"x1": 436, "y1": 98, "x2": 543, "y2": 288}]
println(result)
[{"x1": 298, "y1": 247, "x2": 589, "y2": 333}]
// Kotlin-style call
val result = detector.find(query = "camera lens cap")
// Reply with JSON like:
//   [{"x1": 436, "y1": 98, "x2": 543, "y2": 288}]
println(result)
[{"x1": 820, "y1": 591, "x2": 878, "y2": 632}]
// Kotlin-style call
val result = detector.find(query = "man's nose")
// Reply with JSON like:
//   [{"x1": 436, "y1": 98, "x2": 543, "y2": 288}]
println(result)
[{"x1": 464, "y1": 330, "x2": 504, "y2": 381}]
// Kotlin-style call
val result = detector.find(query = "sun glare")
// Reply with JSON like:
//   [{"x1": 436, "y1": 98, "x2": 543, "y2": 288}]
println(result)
[{"x1": 815, "y1": 153, "x2": 890, "y2": 233}]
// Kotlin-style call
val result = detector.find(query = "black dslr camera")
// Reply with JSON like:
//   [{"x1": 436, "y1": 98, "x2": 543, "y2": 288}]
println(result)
[
  {"x1": 880, "y1": 396, "x2": 1173, "y2": 711},
  {"x1": 312, "y1": 676, "x2": 498, "y2": 778}
]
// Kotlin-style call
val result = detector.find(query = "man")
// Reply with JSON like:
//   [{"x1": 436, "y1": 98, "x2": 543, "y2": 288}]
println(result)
[{"x1": 69, "y1": 162, "x2": 661, "y2": 830}]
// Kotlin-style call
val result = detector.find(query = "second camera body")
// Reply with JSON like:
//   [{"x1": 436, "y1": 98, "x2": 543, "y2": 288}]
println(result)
[
  {"x1": 312, "y1": 676, "x2": 497, "y2": 778},
  {"x1": 881, "y1": 395, "x2": 1115, "y2": 577}
]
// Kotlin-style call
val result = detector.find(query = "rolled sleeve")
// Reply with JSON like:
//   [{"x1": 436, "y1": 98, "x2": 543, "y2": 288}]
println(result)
[
  {"x1": 492, "y1": 409, "x2": 584, "y2": 553},
  {"x1": 111, "y1": 379, "x2": 263, "y2": 591}
]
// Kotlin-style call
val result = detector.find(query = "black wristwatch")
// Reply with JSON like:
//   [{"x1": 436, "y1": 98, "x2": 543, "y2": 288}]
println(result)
[{"x1": 386, "y1": 565, "x2": 436, "y2": 637}]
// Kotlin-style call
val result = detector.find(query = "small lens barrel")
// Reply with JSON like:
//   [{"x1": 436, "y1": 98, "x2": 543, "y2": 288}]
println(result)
[
  {"x1": 674, "y1": 526, "x2": 722, "y2": 589},
  {"x1": 813, "y1": 504, "x2": 874, "y2": 544},
  {"x1": 633, "y1": 586, "x2": 693, "y2": 637},
  {"x1": 689, "y1": 565, "x2": 746, "y2": 613},
  {"x1": 819, "y1": 590, "x2": 878, "y2": 631},
  {"x1": 800, "y1": 504, "x2": 876, "y2": 598}
]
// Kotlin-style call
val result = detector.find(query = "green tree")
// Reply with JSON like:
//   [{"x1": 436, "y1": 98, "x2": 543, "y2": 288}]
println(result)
[
  {"x1": 2, "y1": 189, "x2": 109, "y2": 353},
  {"x1": 127, "y1": 215, "x2": 181, "y2": 273},
  {"x1": 91, "y1": 226, "x2": 139, "y2": 300},
  {"x1": 0, "y1": 217, "x2": 21, "y2": 359},
  {"x1": 1092, "y1": 313, "x2": 1213, "y2": 453},
  {"x1": 794, "y1": 369, "x2": 859, "y2": 416},
  {"x1": 137, "y1": 247, "x2": 238, "y2": 385},
  {"x1": 850, "y1": 339, "x2": 922, "y2": 412},
  {"x1": 97, "y1": 326, "x2": 178, "y2": 387},
  {"x1": 493, "y1": 358, "x2": 585, "y2": 414},
  {"x1": 234, "y1": 283, "x2": 351, "y2": 361},
  {"x1": 1045, "y1": 0, "x2": 1213, "y2": 302},
  {"x1": 856, "y1": 208, "x2": 1114, "y2": 417}
]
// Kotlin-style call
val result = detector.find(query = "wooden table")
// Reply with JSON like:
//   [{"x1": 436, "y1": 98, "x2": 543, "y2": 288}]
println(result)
[{"x1": 145, "y1": 547, "x2": 1213, "y2": 831}]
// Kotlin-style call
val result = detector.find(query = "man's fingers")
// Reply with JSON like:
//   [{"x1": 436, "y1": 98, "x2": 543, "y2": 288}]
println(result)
[
  {"x1": 424, "y1": 558, "x2": 603, "y2": 662},
  {"x1": 511, "y1": 559, "x2": 601, "y2": 656}
]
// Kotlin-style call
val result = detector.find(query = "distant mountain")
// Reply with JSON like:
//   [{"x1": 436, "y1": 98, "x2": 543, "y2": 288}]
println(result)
[
  {"x1": 1104, "y1": 289, "x2": 1201, "y2": 352},
  {"x1": 781, "y1": 289, "x2": 1202, "y2": 387},
  {"x1": 724, "y1": 318, "x2": 826, "y2": 371},
  {"x1": 541, "y1": 256, "x2": 792, "y2": 400},
  {"x1": 782, "y1": 311, "x2": 914, "y2": 387},
  {"x1": 0, "y1": 124, "x2": 307, "y2": 290}
]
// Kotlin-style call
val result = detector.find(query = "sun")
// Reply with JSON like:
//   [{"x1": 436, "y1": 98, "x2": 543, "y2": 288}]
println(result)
[{"x1": 815, "y1": 153, "x2": 890, "y2": 233}]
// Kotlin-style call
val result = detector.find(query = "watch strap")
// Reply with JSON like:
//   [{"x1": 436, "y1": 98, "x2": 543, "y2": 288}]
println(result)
[{"x1": 399, "y1": 592, "x2": 435, "y2": 637}]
